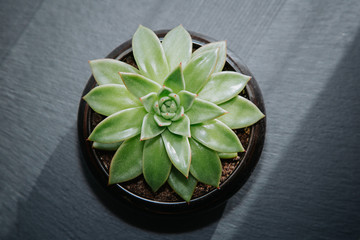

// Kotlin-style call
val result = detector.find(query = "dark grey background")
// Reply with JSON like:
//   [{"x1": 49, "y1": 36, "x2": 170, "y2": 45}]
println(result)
[{"x1": 1, "y1": 0, "x2": 360, "y2": 239}]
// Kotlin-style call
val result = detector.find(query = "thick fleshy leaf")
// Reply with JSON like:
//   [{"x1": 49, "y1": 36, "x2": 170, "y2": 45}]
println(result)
[
  {"x1": 218, "y1": 152, "x2": 238, "y2": 159},
  {"x1": 183, "y1": 48, "x2": 219, "y2": 93},
  {"x1": 154, "y1": 114, "x2": 172, "y2": 126},
  {"x1": 178, "y1": 90, "x2": 196, "y2": 111},
  {"x1": 191, "y1": 119, "x2": 244, "y2": 152},
  {"x1": 92, "y1": 141, "x2": 122, "y2": 151},
  {"x1": 140, "y1": 92, "x2": 157, "y2": 113},
  {"x1": 163, "y1": 64, "x2": 185, "y2": 93},
  {"x1": 143, "y1": 135, "x2": 172, "y2": 191},
  {"x1": 186, "y1": 98, "x2": 227, "y2": 124},
  {"x1": 189, "y1": 138, "x2": 222, "y2": 187},
  {"x1": 108, "y1": 136, "x2": 144, "y2": 184},
  {"x1": 192, "y1": 41, "x2": 226, "y2": 73},
  {"x1": 167, "y1": 168, "x2": 197, "y2": 202},
  {"x1": 218, "y1": 96, "x2": 265, "y2": 129},
  {"x1": 132, "y1": 25, "x2": 169, "y2": 84},
  {"x1": 89, "y1": 107, "x2": 146, "y2": 143},
  {"x1": 161, "y1": 129, "x2": 191, "y2": 177},
  {"x1": 171, "y1": 106, "x2": 184, "y2": 121},
  {"x1": 162, "y1": 25, "x2": 192, "y2": 71},
  {"x1": 158, "y1": 86, "x2": 173, "y2": 99},
  {"x1": 168, "y1": 114, "x2": 190, "y2": 137},
  {"x1": 120, "y1": 72, "x2": 161, "y2": 99},
  {"x1": 198, "y1": 72, "x2": 251, "y2": 104},
  {"x1": 89, "y1": 59, "x2": 140, "y2": 85},
  {"x1": 141, "y1": 113, "x2": 165, "y2": 140},
  {"x1": 83, "y1": 84, "x2": 141, "y2": 116}
]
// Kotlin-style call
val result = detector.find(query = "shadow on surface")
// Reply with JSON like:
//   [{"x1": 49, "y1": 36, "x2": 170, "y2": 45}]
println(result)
[{"x1": 232, "y1": 26, "x2": 360, "y2": 239}]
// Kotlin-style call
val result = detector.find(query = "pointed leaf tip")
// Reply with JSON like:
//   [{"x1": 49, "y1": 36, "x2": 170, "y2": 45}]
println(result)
[
  {"x1": 133, "y1": 26, "x2": 169, "y2": 84},
  {"x1": 162, "y1": 25, "x2": 192, "y2": 71}
]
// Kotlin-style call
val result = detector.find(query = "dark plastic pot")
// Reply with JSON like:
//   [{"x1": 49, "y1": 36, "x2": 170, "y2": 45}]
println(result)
[{"x1": 78, "y1": 30, "x2": 266, "y2": 215}]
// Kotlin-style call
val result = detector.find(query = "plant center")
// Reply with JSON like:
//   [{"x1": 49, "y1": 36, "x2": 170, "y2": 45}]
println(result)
[{"x1": 159, "y1": 97, "x2": 177, "y2": 119}]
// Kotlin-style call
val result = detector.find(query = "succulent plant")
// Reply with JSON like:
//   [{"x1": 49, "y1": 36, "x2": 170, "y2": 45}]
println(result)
[{"x1": 83, "y1": 25, "x2": 265, "y2": 202}]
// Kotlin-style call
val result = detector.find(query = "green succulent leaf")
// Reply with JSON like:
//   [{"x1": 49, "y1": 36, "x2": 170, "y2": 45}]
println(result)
[
  {"x1": 140, "y1": 92, "x2": 157, "y2": 113},
  {"x1": 167, "y1": 168, "x2": 197, "y2": 202},
  {"x1": 171, "y1": 106, "x2": 184, "y2": 121},
  {"x1": 132, "y1": 25, "x2": 169, "y2": 84},
  {"x1": 108, "y1": 135, "x2": 144, "y2": 184},
  {"x1": 119, "y1": 72, "x2": 161, "y2": 99},
  {"x1": 178, "y1": 90, "x2": 196, "y2": 111},
  {"x1": 218, "y1": 152, "x2": 238, "y2": 159},
  {"x1": 83, "y1": 84, "x2": 141, "y2": 116},
  {"x1": 161, "y1": 129, "x2": 191, "y2": 177},
  {"x1": 189, "y1": 138, "x2": 222, "y2": 187},
  {"x1": 168, "y1": 114, "x2": 190, "y2": 137},
  {"x1": 198, "y1": 72, "x2": 251, "y2": 104},
  {"x1": 163, "y1": 64, "x2": 185, "y2": 93},
  {"x1": 218, "y1": 96, "x2": 265, "y2": 129},
  {"x1": 168, "y1": 93, "x2": 180, "y2": 107},
  {"x1": 89, "y1": 107, "x2": 146, "y2": 143},
  {"x1": 191, "y1": 119, "x2": 244, "y2": 152},
  {"x1": 162, "y1": 25, "x2": 192, "y2": 71},
  {"x1": 154, "y1": 114, "x2": 172, "y2": 127},
  {"x1": 141, "y1": 113, "x2": 165, "y2": 140},
  {"x1": 161, "y1": 112, "x2": 175, "y2": 119},
  {"x1": 143, "y1": 135, "x2": 172, "y2": 192},
  {"x1": 92, "y1": 141, "x2": 123, "y2": 151},
  {"x1": 153, "y1": 101, "x2": 161, "y2": 115},
  {"x1": 186, "y1": 98, "x2": 227, "y2": 125},
  {"x1": 183, "y1": 48, "x2": 219, "y2": 93},
  {"x1": 192, "y1": 41, "x2": 226, "y2": 73},
  {"x1": 89, "y1": 59, "x2": 140, "y2": 85},
  {"x1": 158, "y1": 86, "x2": 173, "y2": 99}
]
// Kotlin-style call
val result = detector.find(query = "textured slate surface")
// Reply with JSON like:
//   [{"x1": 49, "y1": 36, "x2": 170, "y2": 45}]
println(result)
[{"x1": 1, "y1": 0, "x2": 360, "y2": 239}]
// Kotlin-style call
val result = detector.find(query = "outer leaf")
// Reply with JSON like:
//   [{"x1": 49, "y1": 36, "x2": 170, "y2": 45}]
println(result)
[
  {"x1": 163, "y1": 64, "x2": 185, "y2": 93},
  {"x1": 197, "y1": 72, "x2": 251, "y2": 104},
  {"x1": 186, "y1": 98, "x2": 227, "y2": 124},
  {"x1": 89, "y1": 107, "x2": 146, "y2": 143},
  {"x1": 178, "y1": 90, "x2": 196, "y2": 111},
  {"x1": 108, "y1": 136, "x2": 144, "y2": 184},
  {"x1": 218, "y1": 96, "x2": 265, "y2": 129},
  {"x1": 120, "y1": 72, "x2": 161, "y2": 99},
  {"x1": 162, "y1": 25, "x2": 192, "y2": 71},
  {"x1": 140, "y1": 92, "x2": 157, "y2": 113},
  {"x1": 183, "y1": 48, "x2": 219, "y2": 93},
  {"x1": 132, "y1": 25, "x2": 169, "y2": 84},
  {"x1": 89, "y1": 59, "x2": 140, "y2": 85},
  {"x1": 167, "y1": 168, "x2": 197, "y2": 202},
  {"x1": 168, "y1": 114, "x2": 190, "y2": 137},
  {"x1": 192, "y1": 41, "x2": 226, "y2": 73},
  {"x1": 93, "y1": 141, "x2": 122, "y2": 151},
  {"x1": 141, "y1": 113, "x2": 165, "y2": 140},
  {"x1": 189, "y1": 138, "x2": 222, "y2": 187},
  {"x1": 143, "y1": 135, "x2": 172, "y2": 191},
  {"x1": 83, "y1": 84, "x2": 141, "y2": 116},
  {"x1": 218, "y1": 152, "x2": 238, "y2": 159},
  {"x1": 191, "y1": 119, "x2": 244, "y2": 152},
  {"x1": 161, "y1": 129, "x2": 191, "y2": 177}
]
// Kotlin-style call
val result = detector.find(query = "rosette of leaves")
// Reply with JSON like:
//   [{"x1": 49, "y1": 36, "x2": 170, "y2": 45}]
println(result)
[{"x1": 83, "y1": 25, "x2": 264, "y2": 202}]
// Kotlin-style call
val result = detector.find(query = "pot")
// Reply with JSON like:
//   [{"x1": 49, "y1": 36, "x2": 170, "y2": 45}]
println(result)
[{"x1": 78, "y1": 30, "x2": 266, "y2": 215}]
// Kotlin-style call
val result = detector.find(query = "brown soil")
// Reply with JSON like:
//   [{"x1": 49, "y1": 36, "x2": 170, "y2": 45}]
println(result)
[{"x1": 89, "y1": 49, "x2": 251, "y2": 202}]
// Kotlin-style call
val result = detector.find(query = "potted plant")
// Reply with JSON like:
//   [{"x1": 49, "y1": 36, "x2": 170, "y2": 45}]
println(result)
[{"x1": 78, "y1": 25, "x2": 266, "y2": 214}]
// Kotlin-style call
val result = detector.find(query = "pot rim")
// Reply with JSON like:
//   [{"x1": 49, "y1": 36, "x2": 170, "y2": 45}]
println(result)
[{"x1": 78, "y1": 29, "x2": 266, "y2": 215}]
